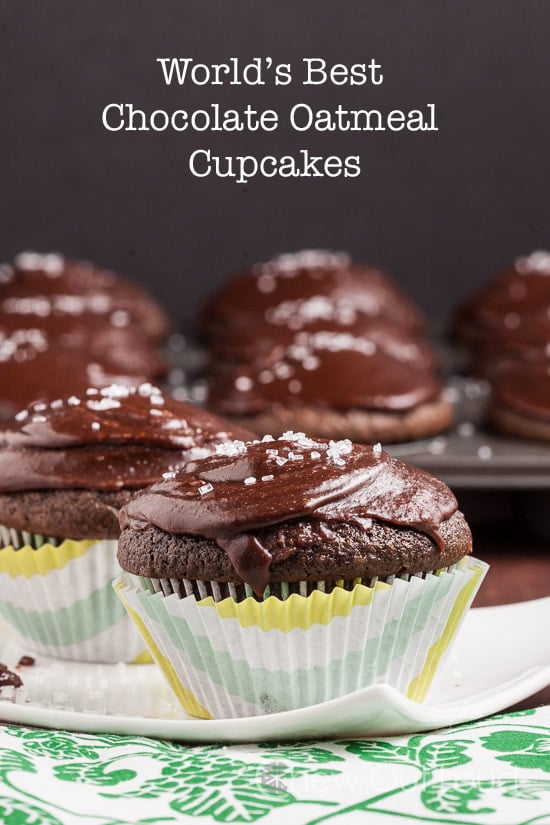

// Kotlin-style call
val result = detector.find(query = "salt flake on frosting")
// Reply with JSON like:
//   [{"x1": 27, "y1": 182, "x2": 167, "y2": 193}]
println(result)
[
  {"x1": 215, "y1": 439, "x2": 247, "y2": 457},
  {"x1": 15, "y1": 251, "x2": 64, "y2": 276},
  {"x1": 87, "y1": 398, "x2": 121, "y2": 411}
]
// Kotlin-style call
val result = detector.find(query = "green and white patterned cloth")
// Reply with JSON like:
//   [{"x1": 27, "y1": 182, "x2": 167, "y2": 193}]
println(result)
[{"x1": 0, "y1": 707, "x2": 549, "y2": 824}]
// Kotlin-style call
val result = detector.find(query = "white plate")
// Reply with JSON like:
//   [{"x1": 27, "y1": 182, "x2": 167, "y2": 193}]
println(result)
[{"x1": 1, "y1": 597, "x2": 549, "y2": 743}]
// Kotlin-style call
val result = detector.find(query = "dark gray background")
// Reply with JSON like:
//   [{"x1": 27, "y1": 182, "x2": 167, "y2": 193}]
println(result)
[{"x1": 1, "y1": 0, "x2": 549, "y2": 328}]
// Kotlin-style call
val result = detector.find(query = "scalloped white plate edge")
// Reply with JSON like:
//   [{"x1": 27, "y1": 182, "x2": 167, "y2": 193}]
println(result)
[{"x1": 0, "y1": 597, "x2": 549, "y2": 742}]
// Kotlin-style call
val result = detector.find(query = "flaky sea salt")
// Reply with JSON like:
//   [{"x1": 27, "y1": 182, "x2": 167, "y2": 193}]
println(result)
[
  {"x1": 87, "y1": 398, "x2": 121, "y2": 411},
  {"x1": 199, "y1": 482, "x2": 214, "y2": 495},
  {"x1": 261, "y1": 474, "x2": 274, "y2": 482},
  {"x1": 244, "y1": 477, "x2": 257, "y2": 485},
  {"x1": 15, "y1": 251, "x2": 64, "y2": 275},
  {"x1": 215, "y1": 440, "x2": 247, "y2": 456}
]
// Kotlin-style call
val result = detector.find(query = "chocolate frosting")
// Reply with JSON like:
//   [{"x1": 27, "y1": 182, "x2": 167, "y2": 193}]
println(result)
[
  {"x1": 1, "y1": 252, "x2": 169, "y2": 341},
  {"x1": 203, "y1": 251, "x2": 424, "y2": 336},
  {"x1": 458, "y1": 251, "x2": 550, "y2": 345},
  {"x1": 0, "y1": 384, "x2": 253, "y2": 492},
  {"x1": 0, "y1": 339, "x2": 152, "y2": 419},
  {"x1": 120, "y1": 434, "x2": 459, "y2": 595},
  {"x1": 492, "y1": 362, "x2": 550, "y2": 421},
  {"x1": 208, "y1": 331, "x2": 442, "y2": 415},
  {"x1": 210, "y1": 320, "x2": 437, "y2": 371}
]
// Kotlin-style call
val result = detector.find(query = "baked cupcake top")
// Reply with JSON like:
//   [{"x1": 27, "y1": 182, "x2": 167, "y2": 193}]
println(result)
[
  {"x1": 202, "y1": 250, "x2": 424, "y2": 337},
  {"x1": 119, "y1": 433, "x2": 469, "y2": 595},
  {"x1": 0, "y1": 383, "x2": 253, "y2": 492},
  {"x1": 0, "y1": 251, "x2": 169, "y2": 341},
  {"x1": 208, "y1": 331, "x2": 443, "y2": 415}
]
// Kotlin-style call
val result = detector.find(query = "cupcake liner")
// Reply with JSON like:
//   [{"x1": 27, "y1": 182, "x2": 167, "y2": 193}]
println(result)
[
  {"x1": 115, "y1": 556, "x2": 488, "y2": 719},
  {"x1": 0, "y1": 532, "x2": 150, "y2": 663}
]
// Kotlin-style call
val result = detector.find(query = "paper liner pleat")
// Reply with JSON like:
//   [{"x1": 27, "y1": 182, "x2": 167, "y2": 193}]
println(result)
[
  {"x1": 115, "y1": 557, "x2": 488, "y2": 718},
  {"x1": 0, "y1": 535, "x2": 149, "y2": 663}
]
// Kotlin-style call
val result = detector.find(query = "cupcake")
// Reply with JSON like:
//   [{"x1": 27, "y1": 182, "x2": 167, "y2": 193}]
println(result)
[
  {"x1": 0, "y1": 325, "x2": 165, "y2": 419},
  {"x1": 454, "y1": 251, "x2": 550, "y2": 350},
  {"x1": 202, "y1": 250, "x2": 425, "y2": 339},
  {"x1": 0, "y1": 383, "x2": 253, "y2": 662},
  {"x1": 203, "y1": 251, "x2": 450, "y2": 443},
  {"x1": 1, "y1": 251, "x2": 169, "y2": 342},
  {"x1": 207, "y1": 330, "x2": 452, "y2": 443},
  {"x1": 115, "y1": 433, "x2": 487, "y2": 718},
  {"x1": 489, "y1": 361, "x2": 550, "y2": 442},
  {"x1": 454, "y1": 251, "x2": 550, "y2": 441},
  {"x1": 0, "y1": 251, "x2": 169, "y2": 417}
]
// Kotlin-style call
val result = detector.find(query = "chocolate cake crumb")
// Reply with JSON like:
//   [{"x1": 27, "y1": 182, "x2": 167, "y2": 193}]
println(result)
[{"x1": 0, "y1": 665, "x2": 23, "y2": 689}]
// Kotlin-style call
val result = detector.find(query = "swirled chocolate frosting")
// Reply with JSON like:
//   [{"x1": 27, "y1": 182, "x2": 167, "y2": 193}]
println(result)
[
  {"x1": 0, "y1": 384, "x2": 253, "y2": 491},
  {"x1": 120, "y1": 433, "x2": 459, "y2": 594}
]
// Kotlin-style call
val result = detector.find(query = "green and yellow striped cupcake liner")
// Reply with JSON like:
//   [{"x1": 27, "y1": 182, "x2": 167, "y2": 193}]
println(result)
[
  {"x1": 115, "y1": 556, "x2": 488, "y2": 719},
  {"x1": 0, "y1": 535, "x2": 150, "y2": 663}
]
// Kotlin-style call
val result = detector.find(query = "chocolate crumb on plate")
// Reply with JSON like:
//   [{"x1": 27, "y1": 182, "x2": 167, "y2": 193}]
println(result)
[
  {"x1": 0, "y1": 663, "x2": 23, "y2": 689},
  {"x1": 17, "y1": 655, "x2": 35, "y2": 668}
]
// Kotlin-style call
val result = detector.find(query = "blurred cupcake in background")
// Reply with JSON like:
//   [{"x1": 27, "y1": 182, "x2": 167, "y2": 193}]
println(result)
[
  {"x1": 202, "y1": 251, "x2": 451, "y2": 442},
  {"x1": 0, "y1": 251, "x2": 169, "y2": 417},
  {"x1": 454, "y1": 250, "x2": 550, "y2": 441}
]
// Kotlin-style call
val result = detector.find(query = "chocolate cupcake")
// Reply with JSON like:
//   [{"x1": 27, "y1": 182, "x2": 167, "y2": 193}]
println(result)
[
  {"x1": 207, "y1": 330, "x2": 452, "y2": 442},
  {"x1": 116, "y1": 433, "x2": 487, "y2": 718},
  {"x1": 203, "y1": 251, "x2": 450, "y2": 442},
  {"x1": 1, "y1": 251, "x2": 169, "y2": 342},
  {"x1": 0, "y1": 252, "x2": 169, "y2": 416},
  {"x1": 203, "y1": 250, "x2": 425, "y2": 338},
  {"x1": 0, "y1": 383, "x2": 253, "y2": 662},
  {"x1": 0, "y1": 325, "x2": 165, "y2": 419},
  {"x1": 489, "y1": 361, "x2": 550, "y2": 442},
  {"x1": 454, "y1": 250, "x2": 550, "y2": 350},
  {"x1": 454, "y1": 251, "x2": 550, "y2": 440}
]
